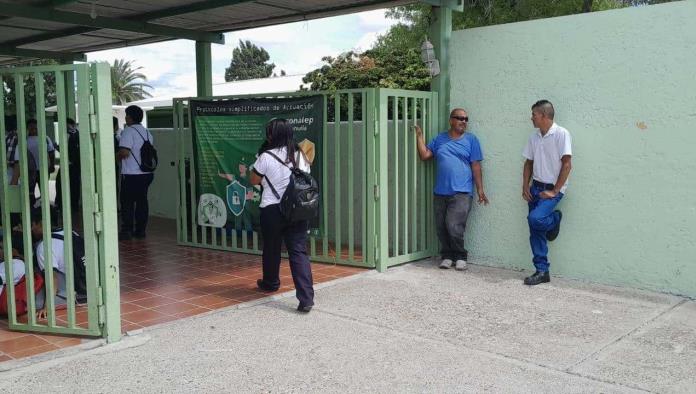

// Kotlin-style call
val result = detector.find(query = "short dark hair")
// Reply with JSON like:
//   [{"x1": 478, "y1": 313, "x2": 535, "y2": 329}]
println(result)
[
  {"x1": 67, "y1": 118, "x2": 76, "y2": 126},
  {"x1": 532, "y1": 100, "x2": 555, "y2": 120},
  {"x1": 125, "y1": 105, "x2": 144, "y2": 123},
  {"x1": 26, "y1": 118, "x2": 37, "y2": 127},
  {"x1": 30, "y1": 208, "x2": 43, "y2": 225}
]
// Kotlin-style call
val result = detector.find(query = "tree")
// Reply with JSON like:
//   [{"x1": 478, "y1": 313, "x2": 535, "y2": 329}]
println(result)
[
  {"x1": 225, "y1": 40, "x2": 276, "y2": 81},
  {"x1": 304, "y1": 0, "x2": 677, "y2": 92},
  {"x1": 110, "y1": 59, "x2": 153, "y2": 105},
  {"x1": 1, "y1": 59, "x2": 59, "y2": 117}
]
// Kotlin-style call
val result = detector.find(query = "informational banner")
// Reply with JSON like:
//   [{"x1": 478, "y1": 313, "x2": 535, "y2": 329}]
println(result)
[{"x1": 191, "y1": 96, "x2": 324, "y2": 233}]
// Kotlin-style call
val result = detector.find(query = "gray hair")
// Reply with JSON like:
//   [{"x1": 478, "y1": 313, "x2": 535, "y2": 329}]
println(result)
[{"x1": 531, "y1": 100, "x2": 554, "y2": 120}]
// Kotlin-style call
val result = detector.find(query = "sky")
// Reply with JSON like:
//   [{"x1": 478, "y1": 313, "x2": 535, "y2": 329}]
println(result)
[{"x1": 86, "y1": 9, "x2": 399, "y2": 99}]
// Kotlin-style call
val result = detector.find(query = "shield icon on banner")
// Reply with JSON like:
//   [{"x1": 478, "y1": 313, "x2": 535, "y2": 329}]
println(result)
[{"x1": 226, "y1": 180, "x2": 247, "y2": 217}]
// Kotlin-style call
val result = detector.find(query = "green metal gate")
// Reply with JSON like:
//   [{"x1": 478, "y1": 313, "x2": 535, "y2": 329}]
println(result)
[
  {"x1": 175, "y1": 88, "x2": 438, "y2": 272},
  {"x1": 0, "y1": 63, "x2": 120, "y2": 341}
]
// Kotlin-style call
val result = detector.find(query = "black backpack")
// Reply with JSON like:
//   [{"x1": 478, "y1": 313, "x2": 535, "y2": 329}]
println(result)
[
  {"x1": 50, "y1": 230, "x2": 88, "y2": 302},
  {"x1": 131, "y1": 126, "x2": 158, "y2": 172},
  {"x1": 264, "y1": 151, "x2": 320, "y2": 222}
]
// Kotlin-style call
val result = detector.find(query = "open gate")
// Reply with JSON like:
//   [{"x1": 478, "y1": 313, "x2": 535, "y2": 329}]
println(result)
[{"x1": 0, "y1": 62, "x2": 120, "y2": 341}]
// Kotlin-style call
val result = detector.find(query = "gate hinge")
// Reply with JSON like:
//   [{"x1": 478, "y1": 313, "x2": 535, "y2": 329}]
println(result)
[
  {"x1": 373, "y1": 184, "x2": 379, "y2": 201},
  {"x1": 89, "y1": 95, "x2": 97, "y2": 135},
  {"x1": 94, "y1": 211, "x2": 103, "y2": 234},
  {"x1": 97, "y1": 287, "x2": 105, "y2": 326}
]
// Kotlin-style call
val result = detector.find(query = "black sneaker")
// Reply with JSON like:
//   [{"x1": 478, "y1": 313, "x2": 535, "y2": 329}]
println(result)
[
  {"x1": 546, "y1": 210, "x2": 562, "y2": 241},
  {"x1": 524, "y1": 271, "x2": 550, "y2": 286},
  {"x1": 297, "y1": 304, "x2": 313, "y2": 313},
  {"x1": 133, "y1": 231, "x2": 146, "y2": 239},
  {"x1": 256, "y1": 279, "x2": 279, "y2": 292},
  {"x1": 118, "y1": 232, "x2": 132, "y2": 241}
]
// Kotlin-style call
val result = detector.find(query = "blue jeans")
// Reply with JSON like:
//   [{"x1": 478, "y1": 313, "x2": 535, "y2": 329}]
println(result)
[{"x1": 527, "y1": 184, "x2": 563, "y2": 272}]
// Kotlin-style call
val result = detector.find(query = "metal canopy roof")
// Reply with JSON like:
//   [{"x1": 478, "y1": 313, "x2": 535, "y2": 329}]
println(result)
[{"x1": 0, "y1": 0, "x2": 423, "y2": 66}]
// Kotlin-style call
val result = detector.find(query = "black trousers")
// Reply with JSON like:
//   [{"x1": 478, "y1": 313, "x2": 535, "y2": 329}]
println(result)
[
  {"x1": 55, "y1": 165, "x2": 81, "y2": 213},
  {"x1": 260, "y1": 204, "x2": 314, "y2": 307},
  {"x1": 120, "y1": 173, "x2": 153, "y2": 235}
]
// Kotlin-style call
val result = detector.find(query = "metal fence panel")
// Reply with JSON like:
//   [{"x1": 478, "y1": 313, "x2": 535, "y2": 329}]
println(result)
[
  {"x1": 0, "y1": 63, "x2": 117, "y2": 338},
  {"x1": 175, "y1": 88, "x2": 438, "y2": 271}
]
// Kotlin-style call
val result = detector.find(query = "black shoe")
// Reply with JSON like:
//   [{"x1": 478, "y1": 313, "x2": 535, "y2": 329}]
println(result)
[
  {"x1": 118, "y1": 232, "x2": 132, "y2": 241},
  {"x1": 256, "y1": 279, "x2": 279, "y2": 292},
  {"x1": 133, "y1": 231, "x2": 146, "y2": 239},
  {"x1": 297, "y1": 304, "x2": 313, "y2": 313},
  {"x1": 546, "y1": 210, "x2": 562, "y2": 241},
  {"x1": 524, "y1": 271, "x2": 550, "y2": 286}
]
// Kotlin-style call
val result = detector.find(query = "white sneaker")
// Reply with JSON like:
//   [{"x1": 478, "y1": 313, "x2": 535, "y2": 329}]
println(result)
[
  {"x1": 439, "y1": 259, "x2": 453, "y2": 269},
  {"x1": 455, "y1": 260, "x2": 467, "y2": 271}
]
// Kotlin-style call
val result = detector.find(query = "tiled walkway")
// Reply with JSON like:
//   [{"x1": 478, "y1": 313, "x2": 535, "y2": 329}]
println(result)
[{"x1": 1, "y1": 218, "x2": 366, "y2": 362}]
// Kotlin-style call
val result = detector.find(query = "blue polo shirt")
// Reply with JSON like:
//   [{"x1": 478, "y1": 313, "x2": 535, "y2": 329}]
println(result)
[{"x1": 427, "y1": 131, "x2": 483, "y2": 196}]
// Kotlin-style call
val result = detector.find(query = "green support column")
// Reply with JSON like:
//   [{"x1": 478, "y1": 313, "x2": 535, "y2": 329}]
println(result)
[
  {"x1": 195, "y1": 41, "x2": 213, "y2": 97},
  {"x1": 429, "y1": 6, "x2": 452, "y2": 130}
]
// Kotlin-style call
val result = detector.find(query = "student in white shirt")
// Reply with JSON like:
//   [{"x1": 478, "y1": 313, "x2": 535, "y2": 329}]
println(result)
[
  {"x1": 250, "y1": 119, "x2": 314, "y2": 312},
  {"x1": 117, "y1": 105, "x2": 154, "y2": 240},
  {"x1": 521, "y1": 100, "x2": 573, "y2": 286}
]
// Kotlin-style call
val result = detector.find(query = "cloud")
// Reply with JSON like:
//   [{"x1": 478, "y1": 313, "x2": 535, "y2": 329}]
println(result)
[{"x1": 86, "y1": 8, "x2": 398, "y2": 98}]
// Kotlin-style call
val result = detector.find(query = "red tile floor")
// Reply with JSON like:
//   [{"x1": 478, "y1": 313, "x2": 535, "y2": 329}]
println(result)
[{"x1": 0, "y1": 217, "x2": 366, "y2": 362}]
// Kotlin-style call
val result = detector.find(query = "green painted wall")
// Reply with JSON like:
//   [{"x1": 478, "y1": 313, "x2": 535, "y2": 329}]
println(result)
[{"x1": 450, "y1": 1, "x2": 696, "y2": 296}]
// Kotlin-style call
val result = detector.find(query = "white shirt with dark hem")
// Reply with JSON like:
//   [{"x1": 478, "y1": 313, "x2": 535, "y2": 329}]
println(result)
[
  {"x1": 119, "y1": 124, "x2": 154, "y2": 175},
  {"x1": 253, "y1": 148, "x2": 310, "y2": 208},
  {"x1": 522, "y1": 123, "x2": 572, "y2": 193}
]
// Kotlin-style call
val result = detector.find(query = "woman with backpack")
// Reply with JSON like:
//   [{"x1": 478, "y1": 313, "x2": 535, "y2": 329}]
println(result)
[{"x1": 250, "y1": 118, "x2": 314, "y2": 313}]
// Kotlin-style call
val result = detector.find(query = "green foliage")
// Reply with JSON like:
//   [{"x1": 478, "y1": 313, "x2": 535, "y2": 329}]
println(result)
[
  {"x1": 302, "y1": 48, "x2": 430, "y2": 92},
  {"x1": 111, "y1": 59, "x2": 153, "y2": 105},
  {"x1": 225, "y1": 40, "x2": 276, "y2": 81},
  {"x1": 1, "y1": 59, "x2": 59, "y2": 117},
  {"x1": 303, "y1": 0, "x2": 677, "y2": 93}
]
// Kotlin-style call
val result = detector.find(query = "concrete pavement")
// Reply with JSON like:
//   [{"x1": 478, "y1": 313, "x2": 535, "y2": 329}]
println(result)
[{"x1": 1, "y1": 261, "x2": 694, "y2": 393}]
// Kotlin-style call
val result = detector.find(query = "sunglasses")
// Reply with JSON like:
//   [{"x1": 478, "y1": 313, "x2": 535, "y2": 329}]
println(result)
[{"x1": 450, "y1": 116, "x2": 469, "y2": 122}]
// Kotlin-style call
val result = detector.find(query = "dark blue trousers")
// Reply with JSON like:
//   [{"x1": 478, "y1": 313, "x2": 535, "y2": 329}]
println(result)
[
  {"x1": 527, "y1": 184, "x2": 563, "y2": 272},
  {"x1": 260, "y1": 204, "x2": 314, "y2": 307},
  {"x1": 120, "y1": 173, "x2": 154, "y2": 235}
]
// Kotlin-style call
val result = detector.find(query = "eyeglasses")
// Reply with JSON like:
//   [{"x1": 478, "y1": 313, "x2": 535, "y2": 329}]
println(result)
[{"x1": 450, "y1": 116, "x2": 469, "y2": 122}]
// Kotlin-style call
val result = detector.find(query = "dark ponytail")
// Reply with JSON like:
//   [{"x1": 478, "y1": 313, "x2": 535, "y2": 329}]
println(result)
[{"x1": 263, "y1": 118, "x2": 298, "y2": 167}]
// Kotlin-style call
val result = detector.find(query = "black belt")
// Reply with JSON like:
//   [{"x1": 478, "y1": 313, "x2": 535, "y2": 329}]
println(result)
[{"x1": 532, "y1": 180, "x2": 555, "y2": 191}]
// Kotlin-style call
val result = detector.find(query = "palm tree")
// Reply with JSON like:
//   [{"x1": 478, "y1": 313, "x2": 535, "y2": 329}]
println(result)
[{"x1": 110, "y1": 59, "x2": 153, "y2": 105}]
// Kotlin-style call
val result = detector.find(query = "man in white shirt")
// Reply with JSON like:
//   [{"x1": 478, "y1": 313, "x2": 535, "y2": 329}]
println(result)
[
  {"x1": 521, "y1": 100, "x2": 572, "y2": 285},
  {"x1": 9, "y1": 118, "x2": 56, "y2": 207},
  {"x1": 117, "y1": 105, "x2": 154, "y2": 240}
]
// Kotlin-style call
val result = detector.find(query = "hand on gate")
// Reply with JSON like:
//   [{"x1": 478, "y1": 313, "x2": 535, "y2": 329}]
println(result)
[{"x1": 36, "y1": 308, "x2": 47, "y2": 320}]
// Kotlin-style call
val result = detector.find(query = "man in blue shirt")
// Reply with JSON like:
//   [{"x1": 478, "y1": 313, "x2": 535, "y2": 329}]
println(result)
[{"x1": 416, "y1": 108, "x2": 489, "y2": 271}]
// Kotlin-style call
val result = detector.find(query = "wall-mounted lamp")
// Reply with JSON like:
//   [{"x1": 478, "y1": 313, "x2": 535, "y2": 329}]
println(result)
[{"x1": 421, "y1": 39, "x2": 440, "y2": 77}]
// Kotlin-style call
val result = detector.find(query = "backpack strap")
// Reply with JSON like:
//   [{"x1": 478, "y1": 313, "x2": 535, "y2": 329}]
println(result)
[
  {"x1": 261, "y1": 150, "x2": 300, "y2": 200},
  {"x1": 126, "y1": 125, "x2": 151, "y2": 170}
]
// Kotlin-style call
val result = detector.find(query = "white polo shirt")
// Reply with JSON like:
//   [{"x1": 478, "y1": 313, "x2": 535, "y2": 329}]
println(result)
[
  {"x1": 36, "y1": 231, "x2": 67, "y2": 274},
  {"x1": 522, "y1": 123, "x2": 572, "y2": 193},
  {"x1": 119, "y1": 124, "x2": 154, "y2": 175},
  {"x1": 253, "y1": 148, "x2": 310, "y2": 208}
]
